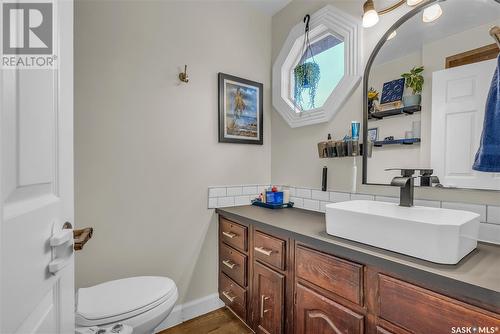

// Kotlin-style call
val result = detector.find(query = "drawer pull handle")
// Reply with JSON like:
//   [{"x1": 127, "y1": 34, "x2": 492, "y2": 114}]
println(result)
[
  {"x1": 222, "y1": 259, "x2": 236, "y2": 269},
  {"x1": 222, "y1": 291, "x2": 236, "y2": 303},
  {"x1": 260, "y1": 295, "x2": 270, "y2": 318},
  {"x1": 222, "y1": 231, "x2": 237, "y2": 239},
  {"x1": 254, "y1": 246, "x2": 273, "y2": 256}
]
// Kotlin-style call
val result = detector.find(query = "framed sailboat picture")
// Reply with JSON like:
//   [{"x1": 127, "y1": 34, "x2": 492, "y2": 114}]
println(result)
[{"x1": 218, "y1": 73, "x2": 263, "y2": 145}]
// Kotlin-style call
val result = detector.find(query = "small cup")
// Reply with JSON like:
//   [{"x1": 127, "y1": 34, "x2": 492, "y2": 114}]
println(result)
[{"x1": 317, "y1": 142, "x2": 328, "y2": 158}]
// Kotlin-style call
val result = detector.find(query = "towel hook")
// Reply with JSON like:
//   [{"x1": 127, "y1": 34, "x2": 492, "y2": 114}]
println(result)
[{"x1": 179, "y1": 65, "x2": 189, "y2": 83}]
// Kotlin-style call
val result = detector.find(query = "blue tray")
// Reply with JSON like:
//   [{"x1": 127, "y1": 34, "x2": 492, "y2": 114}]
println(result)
[{"x1": 251, "y1": 200, "x2": 294, "y2": 209}]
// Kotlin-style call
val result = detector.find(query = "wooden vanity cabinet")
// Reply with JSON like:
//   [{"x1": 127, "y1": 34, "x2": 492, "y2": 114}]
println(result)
[
  {"x1": 253, "y1": 261, "x2": 285, "y2": 334},
  {"x1": 217, "y1": 214, "x2": 500, "y2": 334},
  {"x1": 295, "y1": 283, "x2": 364, "y2": 334},
  {"x1": 218, "y1": 218, "x2": 249, "y2": 322}
]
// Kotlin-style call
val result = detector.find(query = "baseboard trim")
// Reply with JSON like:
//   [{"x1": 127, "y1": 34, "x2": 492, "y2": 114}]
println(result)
[{"x1": 155, "y1": 293, "x2": 225, "y2": 332}]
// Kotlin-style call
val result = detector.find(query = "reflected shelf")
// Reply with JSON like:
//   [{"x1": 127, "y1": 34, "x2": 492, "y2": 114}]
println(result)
[
  {"x1": 368, "y1": 105, "x2": 421, "y2": 120},
  {"x1": 373, "y1": 138, "x2": 421, "y2": 147}
]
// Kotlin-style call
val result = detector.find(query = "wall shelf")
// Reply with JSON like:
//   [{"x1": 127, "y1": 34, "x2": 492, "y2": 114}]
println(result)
[
  {"x1": 368, "y1": 105, "x2": 421, "y2": 120},
  {"x1": 373, "y1": 138, "x2": 421, "y2": 147}
]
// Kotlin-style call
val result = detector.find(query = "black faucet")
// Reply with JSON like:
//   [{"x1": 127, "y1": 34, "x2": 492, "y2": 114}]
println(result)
[
  {"x1": 419, "y1": 169, "x2": 440, "y2": 187},
  {"x1": 387, "y1": 169, "x2": 415, "y2": 207}
]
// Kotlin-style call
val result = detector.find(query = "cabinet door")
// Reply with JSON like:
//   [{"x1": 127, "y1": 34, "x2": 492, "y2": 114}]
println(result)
[
  {"x1": 253, "y1": 262, "x2": 284, "y2": 334},
  {"x1": 295, "y1": 283, "x2": 364, "y2": 334}
]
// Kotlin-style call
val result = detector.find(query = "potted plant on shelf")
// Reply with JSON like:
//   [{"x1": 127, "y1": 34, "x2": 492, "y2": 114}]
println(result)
[
  {"x1": 367, "y1": 87, "x2": 379, "y2": 114},
  {"x1": 294, "y1": 62, "x2": 320, "y2": 110},
  {"x1": 401, "y1": 66, "x2": 424, "y2": 107}
]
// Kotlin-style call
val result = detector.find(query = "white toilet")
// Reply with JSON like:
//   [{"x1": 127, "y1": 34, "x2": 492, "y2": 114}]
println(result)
[{"x1": 76, "y1": 276, "x2": 178, "y2": 334}]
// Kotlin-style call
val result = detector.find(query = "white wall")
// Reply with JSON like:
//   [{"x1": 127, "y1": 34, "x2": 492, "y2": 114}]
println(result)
[
  {"x1": 271, "y1": 0, "x2": 500, "y2": 205},
  {"x1": 74, "y1": 0, "x2": 272, "y2": 305}
]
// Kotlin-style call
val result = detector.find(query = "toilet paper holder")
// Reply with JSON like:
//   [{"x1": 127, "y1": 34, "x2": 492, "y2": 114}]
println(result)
[{"x1": 73, "y1": 227, "x2": 93, "y2": 251}]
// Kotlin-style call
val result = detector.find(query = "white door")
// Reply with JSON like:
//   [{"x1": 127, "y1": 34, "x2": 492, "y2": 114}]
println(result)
[
  {"x1": 1, "y1": 1, "x2": 74, "y2": 333},
  {"x1": 431, "y1": 59, "x2": 500, "y2": 190}
]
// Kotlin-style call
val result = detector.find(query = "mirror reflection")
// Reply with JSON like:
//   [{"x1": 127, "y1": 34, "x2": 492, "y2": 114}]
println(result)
[{"x1": 365, "y1": 0, "x2": 500, "y2": 190}]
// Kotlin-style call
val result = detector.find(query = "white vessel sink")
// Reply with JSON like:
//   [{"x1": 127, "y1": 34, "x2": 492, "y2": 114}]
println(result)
[{"x1": 325, "y1": 200, "x2": 480, "y2": 264}]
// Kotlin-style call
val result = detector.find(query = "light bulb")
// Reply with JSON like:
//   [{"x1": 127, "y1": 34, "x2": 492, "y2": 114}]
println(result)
[
  {"x1": 407, "y1": 0, "x2": 424, "y2": 6},
  {"x1": 363, "y1": 10, "x2": 379, "y2": 28},
  {"x1": 387, "y1": 31, "x2": 397, "y2": 40},
  {"x1": 362, "y1": 0, "x2": 380, "y2": 28},
  {"x1": 422, "y1": 4, "x2": 443, "y2": 23}
]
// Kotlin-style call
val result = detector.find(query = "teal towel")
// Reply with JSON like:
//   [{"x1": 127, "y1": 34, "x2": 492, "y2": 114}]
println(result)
[{"x1": 473, "y1": 55, "x2": 500, "y2": 172}]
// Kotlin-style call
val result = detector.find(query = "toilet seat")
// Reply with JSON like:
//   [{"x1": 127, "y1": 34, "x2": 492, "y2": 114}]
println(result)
[{"x1": 76, "y1": 276, "x2": 177, "y2": 327}]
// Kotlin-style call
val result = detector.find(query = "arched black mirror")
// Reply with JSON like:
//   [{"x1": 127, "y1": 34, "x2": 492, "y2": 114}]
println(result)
[{"x1": 362, "y1": 0, "x2": 500, "y2": 191}]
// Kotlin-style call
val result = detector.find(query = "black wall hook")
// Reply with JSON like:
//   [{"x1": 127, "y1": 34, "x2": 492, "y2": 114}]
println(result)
[{"x1": 303, "y1": 14, "x2": 310, "y2": 32}]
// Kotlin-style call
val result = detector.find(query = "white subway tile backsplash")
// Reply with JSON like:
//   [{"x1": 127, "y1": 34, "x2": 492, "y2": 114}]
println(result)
[
  {"x1": 320, "y1": 201, "x2": 332, "y2": 212},
  {"x1": 311, "y1": 190, "x2": 330, "y2": 201},
  {"x1": 296, "y1": 188, "x2": 312, "y2": 198},
  {"x1": 487, "y1": 206, "x2": 500, "y2": 225},
  {"x1": 291, "y1": 197, "x2": 303, "y2": 208},
  {"x1": 375, "y1": 196, "x2": 398, "y2": 203},
  {"x1": 330, "y1": 192, "x2": 351, "y2": 202},
  {"x1": 350, "y1": 193, "x2": 375, "y2": 201},
  {"x1": 442, "y1": 202, "x2": 486, "y2": 222},
  {"x1": 209, "y1": 187, "x2": 226, "y2": 198},
  {"x1": 303, "y1": 199, "x2": 320, "y2": 211},
  {"x1": 226, "y1": 186, "x2": 243, "y2": 196},
  {"x1": 478, "y1": 222, "x2": 500, "y2": 244},
  {"x1": 218, "y1": 197, "x2": 235, "y2": 207},
  {"x1": 414, "y1": 199, "x2": 441, "y2": 208},
  {"x1": 208, "y1": 184, "x2": 498, "y2": 247},
  {"x1": 234, "y1": 195, "x2": 251, "y2": 206},
  {"x1": 208, "y1": 197, "x2": 217, "y2": 209},
  {"x1": 242, "y1": 185, "x2": 258, "y2": 195}
]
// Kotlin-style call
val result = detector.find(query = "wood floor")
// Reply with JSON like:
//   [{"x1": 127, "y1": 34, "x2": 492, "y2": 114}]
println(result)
[{"x1": 159, "y1": 307, "x2": 253, "y2": 334}]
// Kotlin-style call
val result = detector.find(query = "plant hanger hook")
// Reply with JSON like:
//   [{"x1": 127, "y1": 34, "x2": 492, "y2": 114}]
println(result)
[{"x1": 304, "y1": 14, "x2": 310, "y2": 33}]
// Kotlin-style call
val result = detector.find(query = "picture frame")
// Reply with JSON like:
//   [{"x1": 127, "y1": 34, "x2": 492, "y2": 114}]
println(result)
[
  {"x1": 218, "y1": 73, "x2": 263, "y2": 145},
  {"x1": 368, "y1": 128, "x2": 379, "y2": 142},
  {"x1": 380, "y1": 78, "x2": 405, "y2": 104}
]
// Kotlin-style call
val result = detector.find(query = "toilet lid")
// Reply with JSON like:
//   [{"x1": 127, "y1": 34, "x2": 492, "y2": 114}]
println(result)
[{"x1": 76, "y1": 276, "x2": 176, "y2": 322}]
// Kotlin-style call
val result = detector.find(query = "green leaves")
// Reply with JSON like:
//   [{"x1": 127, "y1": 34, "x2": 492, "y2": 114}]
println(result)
[
  {"x1": 401, "y1": 66, "x2": 424, "y2": 95},
  {"x1": 294, "y1": 62, "x2": 321, "y2": 109}
]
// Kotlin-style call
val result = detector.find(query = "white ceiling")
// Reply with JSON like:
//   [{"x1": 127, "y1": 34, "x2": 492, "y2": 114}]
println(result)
[
  {"x1": 247, "y1": 0, "x2": 292, "y2": 16},
  {"x1": 374, "y1": 0, "x2": 500, "y2": 65}
]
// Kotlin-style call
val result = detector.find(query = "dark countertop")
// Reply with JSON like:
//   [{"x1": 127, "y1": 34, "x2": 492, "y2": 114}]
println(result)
[{"x1": 216, "y1": 205, "x2": 500, "y2": 310}]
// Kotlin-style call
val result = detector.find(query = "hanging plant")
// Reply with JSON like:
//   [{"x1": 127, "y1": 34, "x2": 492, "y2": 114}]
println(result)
[
  {"x1": 293, "y1": 14, "x2": 321, "y2": 111},
  {"x1": 294, "y1": 62, "x2": 321, "y2": 109}
]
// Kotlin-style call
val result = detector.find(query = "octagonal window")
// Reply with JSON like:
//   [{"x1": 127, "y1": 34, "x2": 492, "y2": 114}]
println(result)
[
  {"x1": 273, "y1": 5, "x2": 361, "y2": 128},
  {"x1": 292, "y1": 34, "x2": 345, "y2": 112}
]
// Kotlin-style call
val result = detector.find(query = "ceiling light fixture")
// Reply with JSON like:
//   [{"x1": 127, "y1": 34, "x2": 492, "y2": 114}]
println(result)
[
  {"x1": 362, "y1": 0, "x2": 443, "y2": 28},
  {"x1": 406, "y1": 0, "x2": 424, "y2": 6},
  {"x1": 422, "y1": 3, "x2": 443, "y2": 23},
  {"x1": 362, "y1": 0, "x2": 379, "y2": 28}
]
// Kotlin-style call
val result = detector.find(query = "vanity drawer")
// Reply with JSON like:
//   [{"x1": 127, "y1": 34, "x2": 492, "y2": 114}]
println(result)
[
  {"x1": 220, "y1": 217, "x2": 247, "y2": 253},
  {"x1": 253, "y1": 231, "x2": 286, "y2": 270},
  {"x1": 378, "y1": 274, "x2": 500, "y2": 333},
  {"x1": 220, "y1": 242, "x2": 247, "y2": 287},
  {"x1": 220, "y1": 272, "x2": 247, "y2": 321},
  {"x1": 295, "y1": 245, "x2": 363, "y2": 305}
]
